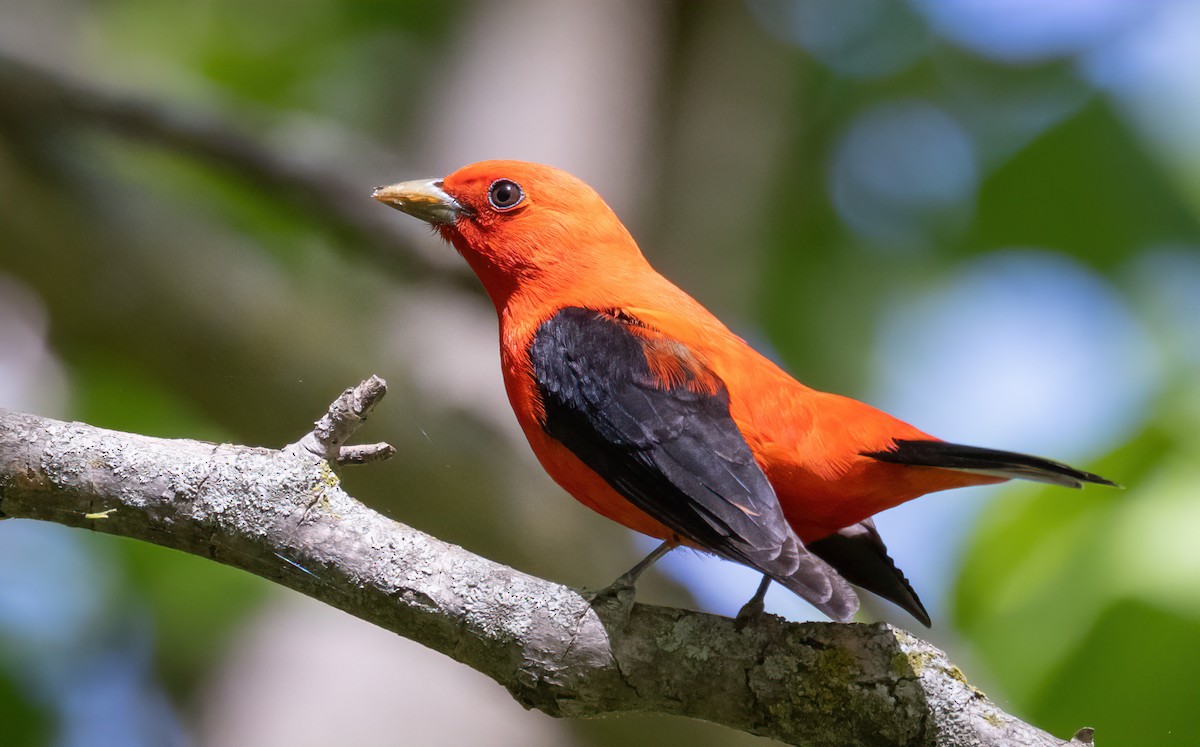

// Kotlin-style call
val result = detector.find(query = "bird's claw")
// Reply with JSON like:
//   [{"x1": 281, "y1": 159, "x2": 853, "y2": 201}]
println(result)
[
  {"x1": 734, "y1": 596, "x2": 766, "y2": 631},
  {"x1": 734, "y1": 575, "x2": 773, "y2": 631},
  {"x1": 586, "y1": 576, "x2": 638, "y2": 626}
]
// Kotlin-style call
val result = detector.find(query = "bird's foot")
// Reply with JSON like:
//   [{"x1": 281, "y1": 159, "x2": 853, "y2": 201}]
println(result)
[
  {"x1": 585, "y1": 541, "x2": 674, "y2": 627},
  {"x1": 586, "y1": 573, "x2": 639, "y2": 627},
  {"x1": 734, "y1": 596, "x2": 766, "y2": 631},
  {"x1": 734, "y1": 574, "x2": 773, "y2": 631}
]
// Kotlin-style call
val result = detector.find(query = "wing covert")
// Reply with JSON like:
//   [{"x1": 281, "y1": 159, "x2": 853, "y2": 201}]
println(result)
[{"x1": 530, "y1": 306, "x2": 857, "y2": 619}]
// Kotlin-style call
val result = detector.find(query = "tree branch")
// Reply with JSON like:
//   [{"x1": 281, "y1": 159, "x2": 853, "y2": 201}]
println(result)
[
  {"x1": 0, "y1": 47, "x2": 474, "y2": 287},
  {"x1": 0, "y1": 380, "x2": 1093, "y2": 746}
]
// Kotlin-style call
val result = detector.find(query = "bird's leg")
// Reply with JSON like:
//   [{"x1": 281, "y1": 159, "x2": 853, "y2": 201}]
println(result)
[
  {"x1": 735, "y1": 575, "x2": 773, "y2": 629},
  {"x1": 589, "y1": 540, "x2": 674, "y2": 623},
  {"x1": 609, "y1": 539, "x2": 674, "y2": 591}
]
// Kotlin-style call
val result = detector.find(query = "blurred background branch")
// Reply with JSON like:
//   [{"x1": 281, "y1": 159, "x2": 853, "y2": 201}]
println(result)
[{"x1": 0, "y1": 47, "x2": 470, "y2": 284}]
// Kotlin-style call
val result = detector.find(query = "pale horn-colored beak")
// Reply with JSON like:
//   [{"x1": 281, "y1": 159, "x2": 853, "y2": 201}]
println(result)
[{"x1": 371, "y1": 179, "x2": 463, "y2": 225}]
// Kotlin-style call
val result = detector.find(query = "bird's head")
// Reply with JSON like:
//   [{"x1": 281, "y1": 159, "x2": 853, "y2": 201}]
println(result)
[{"x1": 373, "y1": 160, "x2": 645, "y2": 307}]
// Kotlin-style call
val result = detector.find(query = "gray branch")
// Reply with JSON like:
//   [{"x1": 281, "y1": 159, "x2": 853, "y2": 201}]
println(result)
[
  {"x1": 0, "y1": 47, "x2": 474, "y2": 288},
  {"x1": 0, "y1": 380, "x2": 1093, "y2": 747}
]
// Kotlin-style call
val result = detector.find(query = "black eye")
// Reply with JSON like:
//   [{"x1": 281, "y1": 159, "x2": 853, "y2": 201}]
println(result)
[{"x1": 488, "y1": 179, "x2": 524, "y2": 211}]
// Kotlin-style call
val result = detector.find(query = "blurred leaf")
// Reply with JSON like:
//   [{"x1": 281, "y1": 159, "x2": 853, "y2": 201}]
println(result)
[
  {"x1": 955, "y1": 422, "x2": 1200, "y2": 743},
  {"x1": 968, "y1": 102, "x2": 1200, "y2": 267},
  {"x1": 1031, "y1": 599, "x2": 1200, "y2": 747},
  {"x1": 100, "y1": 143, "x2": 337, "y2": 268},
  {"x1": 0, "y1": 670, "x2": 50, "y2": 747},
  {"x1": 70, "y1": 350, "x2": 233, "y2": 441}
]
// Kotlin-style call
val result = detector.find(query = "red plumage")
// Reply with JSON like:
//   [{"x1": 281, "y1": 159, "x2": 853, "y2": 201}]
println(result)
[{"x1": 374, "y1": 160, "x2": 1114, "y2": 624}]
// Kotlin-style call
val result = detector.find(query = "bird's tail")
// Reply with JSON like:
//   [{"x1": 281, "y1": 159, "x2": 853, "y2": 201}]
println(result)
[
  {"x1": 864, "y1": 439, "x2": 1118, "y2": 489},
  {"x1": 808, "y1": 518, "x2": 930, "y2": 627}
]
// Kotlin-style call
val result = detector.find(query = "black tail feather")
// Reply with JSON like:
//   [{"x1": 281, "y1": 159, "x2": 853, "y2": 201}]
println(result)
[
  {"x1": 864, "y1": 439, "x2": 1118, "y2": 489},
  {"x1": 809, "y1": 519, "x2": 930, "y2": 627}
]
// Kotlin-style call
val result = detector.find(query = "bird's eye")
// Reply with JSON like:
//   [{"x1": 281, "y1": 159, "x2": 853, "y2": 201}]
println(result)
[{"x1": 487, "y1": 179, "x2": 524, "y2": 211}]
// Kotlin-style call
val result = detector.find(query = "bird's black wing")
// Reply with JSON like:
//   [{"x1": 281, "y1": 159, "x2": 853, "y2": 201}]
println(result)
[{"x1": 530, "y1": 306, "x2": 857, "y2": 620}]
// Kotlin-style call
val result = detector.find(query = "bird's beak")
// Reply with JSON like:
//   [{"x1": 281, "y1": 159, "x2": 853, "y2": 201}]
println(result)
[{"x1": 371, "y1": 179, "x2": 463, "y2": 225}]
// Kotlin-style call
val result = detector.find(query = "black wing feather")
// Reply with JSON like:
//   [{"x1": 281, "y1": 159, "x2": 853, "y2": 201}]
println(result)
[{"x1": 531, "y1": 307, "x2": 857, "y2": 621}]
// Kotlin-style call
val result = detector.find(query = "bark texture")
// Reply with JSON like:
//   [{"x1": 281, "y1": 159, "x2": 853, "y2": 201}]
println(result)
[{"x1": 0, "y1": 383, "x2": 1093, "y2": 747}]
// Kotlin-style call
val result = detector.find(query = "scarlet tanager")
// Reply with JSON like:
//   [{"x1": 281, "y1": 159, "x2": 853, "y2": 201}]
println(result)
[{"x1": 373, "y1": 160, "x2": 1114, "y2": 626}]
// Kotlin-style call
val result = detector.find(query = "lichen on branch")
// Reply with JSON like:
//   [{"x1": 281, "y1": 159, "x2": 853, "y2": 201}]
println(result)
[{"x1": 0, "y1": 379, "x2": 1089, "y2": 747}]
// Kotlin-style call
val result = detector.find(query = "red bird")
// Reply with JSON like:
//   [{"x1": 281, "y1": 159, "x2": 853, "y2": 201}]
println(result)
[{"x1": 374, "y1": 160, "x2": 1114, "y2": 625}]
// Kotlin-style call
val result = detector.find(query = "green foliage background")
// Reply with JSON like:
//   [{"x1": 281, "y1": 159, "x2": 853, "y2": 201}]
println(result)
[{"x1": 0, "y1": 2, "x2": 1197, "y2": 745}]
